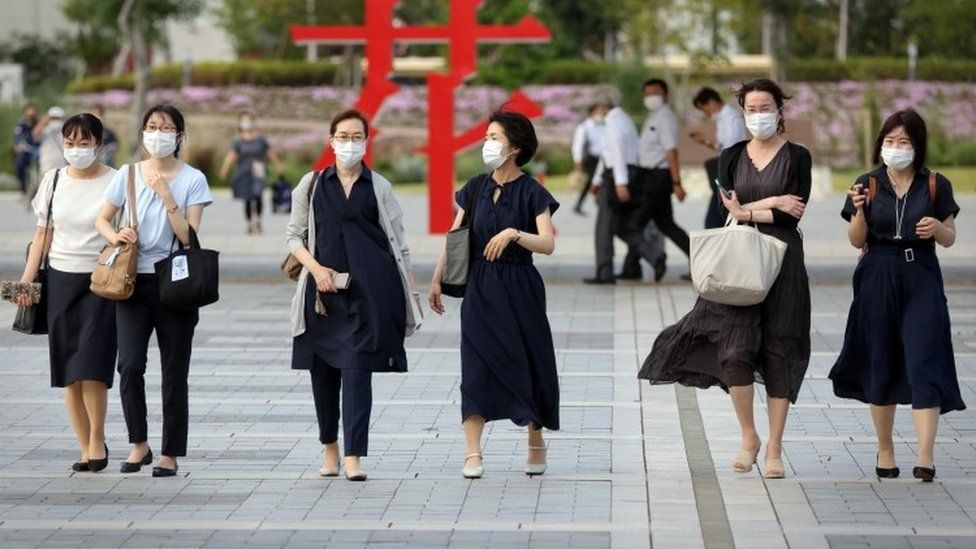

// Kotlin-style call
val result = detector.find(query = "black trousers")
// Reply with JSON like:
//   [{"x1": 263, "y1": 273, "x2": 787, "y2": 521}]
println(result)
[
  {"x1": 310, "y1": 356, "x2": 372, "y2": 456},
  {"x1": 593, "y1": 167, "x2": 664, "y2": 280},
  {"x1": 703, "y1": 156, "x2": 724, "y2": 229},
  {"x1": 117, "y1": 275, "x2": 198, "y2": 457},
  {"x1": 623, "y1": 168, "x2": 691, "y2": 273},
  {"x1": 574, "y1": 154, "x2": 600, "y2": 211},
  {"x1": 244, "y1": 197, "x2": 263, "y2": 219}
]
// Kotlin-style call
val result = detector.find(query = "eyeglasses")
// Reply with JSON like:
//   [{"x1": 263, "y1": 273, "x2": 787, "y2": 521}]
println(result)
[
  {"x1": 744, "y1": 106, "x2": 778, "y2": 114},
  {"x1": 144, "y1": 124, "x2": 178, "y2": 133},
  {"x1": 332, "y1": 134, "x2": 367, "y2": 144}
]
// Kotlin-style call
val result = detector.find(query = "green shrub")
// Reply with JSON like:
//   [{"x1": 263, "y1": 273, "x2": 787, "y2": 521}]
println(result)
[{"x1": 788, "y1": 57, "x2": 976, "y2": 82}]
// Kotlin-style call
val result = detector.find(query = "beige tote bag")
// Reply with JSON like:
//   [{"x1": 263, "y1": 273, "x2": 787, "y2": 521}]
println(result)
[{"x1": 689, "y1": 216, "x2": 788, "y2": 306}]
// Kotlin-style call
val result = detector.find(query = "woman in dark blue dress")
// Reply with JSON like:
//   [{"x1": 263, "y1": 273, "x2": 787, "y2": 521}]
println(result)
[
  {"x1": 287, "y1": 110, "x2": 419, "y2": 481},
  {"x1": 429, "y1": 111, "x2": 560, "y2": 479},
  {"x1": 830, "y1": 109, "x2": 963, "y2": 482}
]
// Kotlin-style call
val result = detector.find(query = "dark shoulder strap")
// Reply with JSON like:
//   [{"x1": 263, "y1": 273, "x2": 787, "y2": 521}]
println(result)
[
  {"x1": 39, "y1": 169, "x2": 60, "y2": 270},
  {"x1": 307, "y1": 170, "x2": 321, "y2": 200},
  {"x1": 460, "y1": 174, "x2": 488, "y2": 227},
  {"x1": 928, "y1": 171, "x2": 937, "y2": 206},
  {"x1": 867, "y1": 176, "x2": 878, "y2": 205}
]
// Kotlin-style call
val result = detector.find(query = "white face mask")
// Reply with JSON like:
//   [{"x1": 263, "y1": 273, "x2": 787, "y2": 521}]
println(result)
[
  {"x1": 240, "y1": 119, "x2": 254, "y2": 131},
  {"x1": 593, "y1": 114, "x2": 605, "y2": 124},
  {"x1": 143, "y1": 131, "x2": 178, "y2": 158},
  {"x1": 881, "y1": 147, "x2": 914, "y2": 171},
  {"x1": 482, "y1": 140, "x2": 510, "y2": 171},
  {"x1": 63, "y1": 147, "x2": 97, "y2": 169},
  {"x1": 744, "y1": 112, "x2": 779, "y2": 141},
  {"x1": 643, "y1": 95, "x2": 664, "y2": 112},
  {"x1": 332, "y1": 140, "x2": 366, "y2": 167}
]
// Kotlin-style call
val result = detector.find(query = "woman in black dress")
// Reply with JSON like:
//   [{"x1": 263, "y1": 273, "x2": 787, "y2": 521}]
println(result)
[
  {"x1": 218, "y1": 111, "x2": 282, "y2": 235},
  {"x1": 639, "y1": 79, "x2": 811, "y2": 479},
  {"x1": 287, "y1": 110, "x2": 421, "y2": 481},
  {"x1": 429, "y1": 111, "x2": 560, "y2": 479},
  {"x1": 830, "y1": 109, "x2": 963, "y2": 482}
]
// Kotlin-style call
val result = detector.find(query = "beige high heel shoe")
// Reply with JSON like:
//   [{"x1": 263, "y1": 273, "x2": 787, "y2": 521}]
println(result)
[
  {"x1": 525, "y1": 445, "x2": 547, "y2": 476},
  {"x1": 764, "y1": 457, "x2": 785, "y2": 479},
  {"x1": 732, "y1": 442, "x2": 761, "y2": 473},
  {"x1": 462, "y1": 453, "x2": 484, "y2": 479}
]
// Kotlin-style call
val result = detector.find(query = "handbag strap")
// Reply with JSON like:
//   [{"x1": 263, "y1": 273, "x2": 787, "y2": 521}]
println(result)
[
  {"x1": 119, "y1": 163, "x2": 139, "y2": 231},
  {"x1": 459, "y1": 174, "x2": 489, "y2": 228},
  {"x1": 304, "y1": 170, "x2": 321, "y2": 236},
  {"x1": 38, "y1": 169, "x2": 60, "y2": 271}
]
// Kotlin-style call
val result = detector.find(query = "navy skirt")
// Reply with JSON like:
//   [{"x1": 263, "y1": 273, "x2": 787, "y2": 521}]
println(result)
[
  {"x1": 46, "y1": 268, "x2": 117, "y2": 388},
  {"x1": 829, "y1": 244, "x2": 965, "y2": 414}
]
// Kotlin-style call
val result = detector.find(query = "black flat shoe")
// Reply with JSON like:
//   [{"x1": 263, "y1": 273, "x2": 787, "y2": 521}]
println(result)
[
  {"x1": 875, "y1": 453, "x2": 899, "y2": 478},
  {"x1": 152, "y1": 464, "x2": 178, "y2": 478},
  {"x1": 653, "y1": 257, "x2": 667, "y2": 282},
  {"x1": 913, "y1": 466, "x2": 936, "y2": 482},
  {"x1": 120, "y1": 448, "x2": 153, "y2": 474},
  {"x1": 88, "y1": 443, "x2": 109, "y2": 473},
  {"x1": 71, "y1": 460, "x2": 90, "y2": 472}
]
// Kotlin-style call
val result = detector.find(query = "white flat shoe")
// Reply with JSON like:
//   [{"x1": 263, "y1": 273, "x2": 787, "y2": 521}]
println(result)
[
  {"x1": 319, "y1": 465, "x2": 339, "y2": 477},
  {"x1": 525, "y1": 445, "x2": 547, "y2": 476},
  {"x1": 462, "y1": 453, "x2": 484, "y2": 479},
  {"x1": 345, "y1": 470, "x2": 367, "y2": 481}
]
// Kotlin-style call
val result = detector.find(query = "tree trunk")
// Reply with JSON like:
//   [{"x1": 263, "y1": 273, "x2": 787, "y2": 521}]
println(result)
[
  {"x1": 835, "y1": 0, "x2": 849, "y2": 61},
  {"x1": 119, "y1": 0, "x2": 150, "y2": 159}
]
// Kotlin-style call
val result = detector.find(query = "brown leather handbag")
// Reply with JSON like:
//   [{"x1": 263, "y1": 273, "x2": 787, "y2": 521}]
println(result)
[
  {"x1": 281, "y1": 171, "x2": 320, "y2": 281},
  {"x1": 90, "y1": 164, "x2": 140, "y2": 301}
]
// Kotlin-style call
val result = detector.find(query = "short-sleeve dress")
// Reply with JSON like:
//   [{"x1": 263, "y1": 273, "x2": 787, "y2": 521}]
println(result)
[
  {"x1": 231, "y1": 137, "x2": 270, "y2": 201},
  {"x1": 639, "y1": 141, "x2": 812, "y2": 402},
  {"x1": 830, "y1": 167, "x2": 965, "y2": 414},
  {"x1": 455, "y1": 173, "x2": 561, "y2": 429}
]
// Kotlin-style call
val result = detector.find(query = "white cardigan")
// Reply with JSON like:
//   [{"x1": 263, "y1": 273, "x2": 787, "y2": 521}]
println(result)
[{"x1": 285, "y1": 168, "x2": 421, "y2": 337}]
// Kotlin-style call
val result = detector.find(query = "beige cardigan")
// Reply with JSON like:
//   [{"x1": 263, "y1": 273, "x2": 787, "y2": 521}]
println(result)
[{"x1": 285, "y1": 168, "x2": 421, "y2": 337}]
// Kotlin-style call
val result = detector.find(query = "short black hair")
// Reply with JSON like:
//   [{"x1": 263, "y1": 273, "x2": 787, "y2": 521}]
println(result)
[
  {"x1": 692, "y1": 87, "x2": 722, "y2": 108},
  {"x1": 734, "y1": 78, "x2": 792, "y2": 134},
  {"x1": 488, "y1": 110, "x2": 538, "y2": 166},
  {"x1": 330, "y1": 109, "x2": 369, "y2": 137},
  {"x1": 142, "y1": 104, "x2": 186, "y2": 158},
  {"x1": 62, "y1": 113, "x2": 104, "y2": 144},
  {"x1": 873, "y1": 109, "x2": 927, "y2": 172},
  {"x1": 642, "y1": 78, "x2": 669, "y2": 95}
]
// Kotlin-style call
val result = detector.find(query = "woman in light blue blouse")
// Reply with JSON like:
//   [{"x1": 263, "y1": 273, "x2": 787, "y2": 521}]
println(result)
[{"x1": 95, "y1": 104, "x2": 213, "y2": 478}]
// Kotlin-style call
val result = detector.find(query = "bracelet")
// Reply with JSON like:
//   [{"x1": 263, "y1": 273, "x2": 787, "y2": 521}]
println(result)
[
  {"x1": 513, "y1": 230, "x2": 521, "y2": 243},
  {"x1": 749, "y1": 210, "x2": 754, "y2": 223},
  {"x1": 166, "y1": 204, "x2": 179, "y2": 214}
]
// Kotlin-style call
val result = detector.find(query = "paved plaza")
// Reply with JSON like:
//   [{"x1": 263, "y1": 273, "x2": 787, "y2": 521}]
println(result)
[{"x1": 0, "y1": 186, "x2": 974, "y2": 548}]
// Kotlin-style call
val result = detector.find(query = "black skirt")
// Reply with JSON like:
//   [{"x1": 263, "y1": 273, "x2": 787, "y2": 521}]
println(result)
[{"x1": 46, "y1": 268, "x2": 117, "y2": 388}]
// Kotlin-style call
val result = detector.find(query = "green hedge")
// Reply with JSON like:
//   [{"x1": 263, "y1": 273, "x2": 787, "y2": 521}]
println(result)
[
  {"x1": 788, "y1": 57, "x2": 976, "y2": 82},
  {"x1": 67, "y1": 60, "x2": 340, "y2": 93}
]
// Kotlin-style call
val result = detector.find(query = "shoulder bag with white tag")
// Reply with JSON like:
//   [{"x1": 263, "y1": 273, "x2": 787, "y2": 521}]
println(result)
[{"x1": 90, "y1": 164, "x2": 140, "y2": 301}]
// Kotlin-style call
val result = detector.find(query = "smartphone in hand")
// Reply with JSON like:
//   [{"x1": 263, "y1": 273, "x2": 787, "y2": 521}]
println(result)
[{"x1": 713, "y1": 179, "x2": 731, "y2": 198}]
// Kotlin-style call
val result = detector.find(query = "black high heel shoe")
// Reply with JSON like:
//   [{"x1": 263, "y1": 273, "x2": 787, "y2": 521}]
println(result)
[
  {"x1": 913, "y1": 466, "x2": 936, "y2": 482},
  {"x1": 875, "y1": 453, "x2": 899, "y2": 479},
  {"x1": 120, "y1": 448, "x2": 153, "y2": 474},
  {"x1": 88, "y1": 444, "x2": 109, "y2": 473}
]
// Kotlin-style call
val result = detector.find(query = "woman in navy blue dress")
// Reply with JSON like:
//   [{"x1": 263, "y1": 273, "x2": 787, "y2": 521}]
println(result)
[
  {"x1": 830, "y1": 109, "x2": 963, "y2": 482},
  {"x1": 287, "y1": 110, "x2": 420, "y2": 481},
  {"x1": 429, "y1": 111, "x2": 560, "y2": 479}
]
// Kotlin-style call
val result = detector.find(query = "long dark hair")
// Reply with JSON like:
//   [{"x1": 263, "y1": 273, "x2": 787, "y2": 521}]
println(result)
[
  {"x1": 734, "y1": 78, "x2": 792, "y2": 134},
  {"x1": 873, "y1": 109, "x2": 927, "y2": 172}
]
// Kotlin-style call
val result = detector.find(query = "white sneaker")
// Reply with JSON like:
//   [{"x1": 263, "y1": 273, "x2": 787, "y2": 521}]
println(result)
[{"x1": 462, "y1": 453, "x2": 484, "y2": 479}]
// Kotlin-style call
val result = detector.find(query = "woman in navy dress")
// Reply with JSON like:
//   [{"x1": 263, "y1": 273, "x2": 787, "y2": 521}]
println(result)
[
  {"x1": 429, "y1": 111, "x2": 560, "y2": 479},
  {"x1": 287, "y1": 110, "x2": 419, "y2": 481},
  {"x1": 830, "y1": 109, "x2": 963, "y2": 482}
]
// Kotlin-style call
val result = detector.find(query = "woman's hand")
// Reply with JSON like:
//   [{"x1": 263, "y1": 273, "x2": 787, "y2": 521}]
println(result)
[
  {"x1": 428, "y1": 280, "x2": 446, "y2": 315},
  {"x1": 847, "y1": 184, "x2": 867, "y2": 213},
  {"x1": 484, "y1": 228, "x2": 518, "y2": 262},
  {"x1": 14, "y1": 293, "x2": 33, "y2": 308},
  {"x1": 775, "y1": 194, "x2": 806, "y2": 219},
  {"x1": 719, "y1": 190, "x2": 748, "y2": 222},
  {"x1": 145, "y1": 171, "x2": 173, "y2": 201},
  {"x1": 916, "y1": 216, "x2": 942, "y2": 239},
  {"x1": 113, "y1": 227, "x2": 138, "y2": 245},
  {"x1": 311, "y1": 265, "x2": 337, "y2": 293}
]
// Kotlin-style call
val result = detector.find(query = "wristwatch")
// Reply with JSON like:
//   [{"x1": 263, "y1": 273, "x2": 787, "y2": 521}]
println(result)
[{"x1": 166, "y1": 204, "x2": 179, "y2": 214}]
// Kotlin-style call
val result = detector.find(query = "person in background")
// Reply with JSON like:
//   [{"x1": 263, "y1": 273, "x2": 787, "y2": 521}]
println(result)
[
  {"x1": 583, "y1": 96, "x2": 666, "y2": 285},
  {"x1": 620, "y1": 78, "x2": 690, "y2": 281},
  {"x1": 15, "y1": 113, "x2": 118, "y2": 473},
  {"x1": 33, "y1": 107, "x2": 68, "y2": 194},
  {"x1": 640, "y1": 79, "x2": 812, "y2": 480},
  {"x1": 691, "y1": 87, "x2": 748, "y2": 229},
  {"x1": 12, "y1": 103, "x2": 39, "y2": 197},
  {"x1": 219, "y1": 111, "x2": 283, "y2": 235},
  {"x1": 95, "y1": 104, "x2": 213, "y2": 478},
  {"x1": 570, "y1": 103, "x2": 609, "y2": 215},
  {"x1": 830, "y1": 109, "x2": 964, "y2": 482},
  {"x1": 91, "y1": 104, "x2": 119, "y2": 168}
]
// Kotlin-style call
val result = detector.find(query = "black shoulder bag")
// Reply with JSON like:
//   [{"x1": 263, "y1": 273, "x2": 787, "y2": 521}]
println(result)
[
  {"x1": 154, "y1": 226, "x2": 220, "y2": 310},
  {"x1": 13, "y1": 169, "x2": 59, "y2": 334}
]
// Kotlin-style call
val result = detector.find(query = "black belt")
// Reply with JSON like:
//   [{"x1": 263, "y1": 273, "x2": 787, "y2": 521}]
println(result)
[{"x1": 868, "y1": 241, "x2": 935, "y2": 263}]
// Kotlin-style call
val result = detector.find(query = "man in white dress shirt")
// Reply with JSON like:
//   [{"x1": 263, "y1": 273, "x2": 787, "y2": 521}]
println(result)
[
  {"x1": 620, "y1": 78, "x2": 689, "y2": 281},
  {"x1": 583, "y1": 100, "x2": 666, "y2": 285},
  {"x1": 690, "y1": 87, "x2": 748, "y2": 228},
  {"x1": 570, "y1": 103, "x2": 610, "y2": 214}
]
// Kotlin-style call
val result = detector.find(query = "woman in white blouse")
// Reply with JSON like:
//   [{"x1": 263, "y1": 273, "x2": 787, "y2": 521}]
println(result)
[{"x1": 15, "y1": 113, "x2": 118, "y2": 473}]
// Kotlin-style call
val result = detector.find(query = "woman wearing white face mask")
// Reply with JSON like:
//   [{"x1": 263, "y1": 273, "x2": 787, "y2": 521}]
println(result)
[
  {"x1": 13, "y1": 113, "x2": 118, "y2": 473},
  {"x1": 95, "y1": 104, "x2": 213, "y2": 478},
  {"x1": 831, "y1": 109, "x2": 963, "y2": 482},
  {"x1": 640, "y1": 79, "x2": 812, "y2": 479},
  {"x1": 429, "y1": 110, "x2": 560, "y2": 479},
  {"x1": 218, "y1": 111, "x2": 283, "y2": 235},
  {"x1": 286, "y1": 109, "x2": 420, "y2": 481}
]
